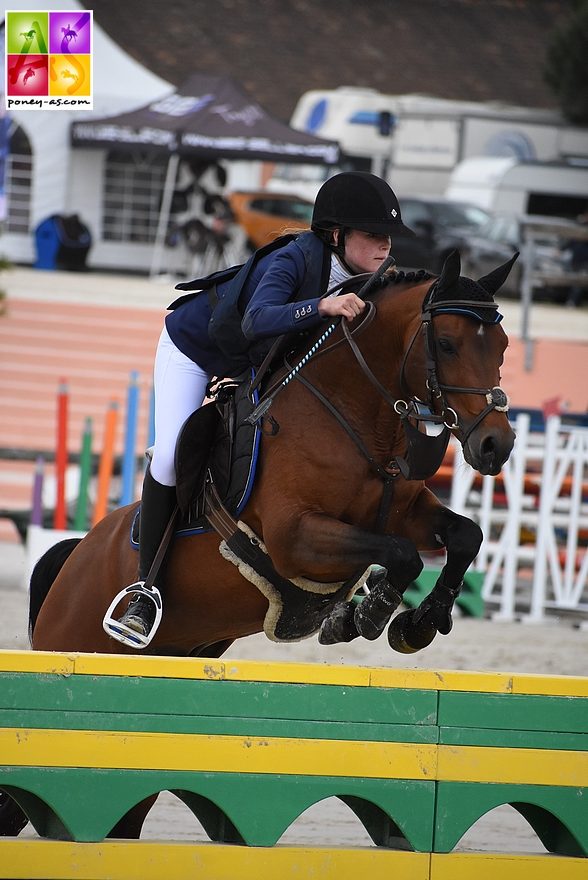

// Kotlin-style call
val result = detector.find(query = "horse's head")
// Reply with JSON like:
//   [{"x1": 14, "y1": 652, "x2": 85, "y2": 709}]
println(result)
[{"x1": 403, "y1": 249, "x2": 517, "y2": 476}]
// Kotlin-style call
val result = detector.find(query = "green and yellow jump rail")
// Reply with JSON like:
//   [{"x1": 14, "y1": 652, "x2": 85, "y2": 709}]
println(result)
[{"x1": 0, "y1": 649, "x2": 586, "y2": 879}]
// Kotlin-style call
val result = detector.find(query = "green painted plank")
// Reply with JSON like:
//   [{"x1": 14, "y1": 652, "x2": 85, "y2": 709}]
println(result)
[
  {"x1": 435, "y1": 781, "x2": 588, "y2": 856},
  {"x1": 0, "y1": 674, "x2": 437, "y2": 726},
  {"x1": 0, "y1": 708, "x2": 438, "y2": 743},
  {"x1": 402, "y1": 569, "x2": 485, "y2": 618},
  {"x1": 440, "y1": 726, "x2": 588, "y2": 751},
  {"x1": 0, "y1": 767, "x2": 436, "y2": 849},
  {"x1": 439, "y1": 692, "x2": 588, "y2": 734}
]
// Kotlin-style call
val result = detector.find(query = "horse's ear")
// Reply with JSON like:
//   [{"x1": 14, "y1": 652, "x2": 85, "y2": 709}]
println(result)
[
  {"x1": 436, "y1": 249, "x2": 461, "y2": 292},
  {"x1": 477, "y1": 252, "x2": 519, "y2": 294}
]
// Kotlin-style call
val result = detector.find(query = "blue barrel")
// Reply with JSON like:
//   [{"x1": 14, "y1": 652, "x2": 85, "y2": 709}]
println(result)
[{"x1": 34, "y1": 214, "x2": 92, "y2": 270}]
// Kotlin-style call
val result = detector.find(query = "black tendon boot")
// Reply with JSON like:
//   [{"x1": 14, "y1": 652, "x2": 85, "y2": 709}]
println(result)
[{"x1": 113, "y1": 470, "x2": 177, "y2": 644}]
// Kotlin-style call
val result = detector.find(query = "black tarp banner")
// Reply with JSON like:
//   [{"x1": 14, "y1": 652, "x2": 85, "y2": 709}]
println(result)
[{"x1": 71, "y1": 73, "x2": 339, "y2": 164}]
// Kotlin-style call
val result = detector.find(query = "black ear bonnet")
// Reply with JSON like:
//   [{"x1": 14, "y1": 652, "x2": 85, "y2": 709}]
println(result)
[{"x1": 425, "y1": 250, "x2": 519, "y2": 324}]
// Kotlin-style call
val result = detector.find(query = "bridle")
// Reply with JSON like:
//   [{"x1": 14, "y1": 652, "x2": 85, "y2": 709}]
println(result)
[
  {"x1": 395, "y1": 285, "x2": 509, "y2": 447},
  {"x1": 282, "y1": 280, "x2": 509, "y2": 488}
]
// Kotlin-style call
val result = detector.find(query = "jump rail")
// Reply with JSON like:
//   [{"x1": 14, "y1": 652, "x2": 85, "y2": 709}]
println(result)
[
  {"x1": 0, "y1": 650, "x2": 586, "y2": 879},
  {"x1": 450, "y1": 413, "x2": 588, "y2": 622}
]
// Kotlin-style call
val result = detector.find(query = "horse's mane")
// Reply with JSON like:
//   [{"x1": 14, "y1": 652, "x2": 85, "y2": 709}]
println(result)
[{"x1": 278, "y1": 263, "x2": 499, "y2": 379}]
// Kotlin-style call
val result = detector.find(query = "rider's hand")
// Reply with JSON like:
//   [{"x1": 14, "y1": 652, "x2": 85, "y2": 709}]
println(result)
[{"x1": 318, "y1": 293, "x2": 366, "y2": 322}]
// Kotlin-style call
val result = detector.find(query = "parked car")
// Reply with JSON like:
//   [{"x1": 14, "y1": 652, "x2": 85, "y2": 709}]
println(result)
[
  {"x1": 229, "y1": 191, "x2": 492, "y2": 272},
  {"x1": 459, "y1": 213, "x2": 577, "y2": 301},
  {"x1": 228, "y1": 190, "x2": 314, "y2": 249},
  {"x1": 392, "y1": 197, "x2": 492, "y2": 273}
]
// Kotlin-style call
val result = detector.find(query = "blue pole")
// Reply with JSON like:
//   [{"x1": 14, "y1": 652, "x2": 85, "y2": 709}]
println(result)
[{"x1": 120, "y1": 371, "x2": 140, "y2": 506}]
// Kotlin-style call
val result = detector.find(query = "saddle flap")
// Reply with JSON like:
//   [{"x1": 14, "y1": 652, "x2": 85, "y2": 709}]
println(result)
[
  {"x1": 175, "y1": 402, "x2": 221, "y2": 515},
  {"x1": 173, "y1": 379, "x2": 261, "y2": 525}
]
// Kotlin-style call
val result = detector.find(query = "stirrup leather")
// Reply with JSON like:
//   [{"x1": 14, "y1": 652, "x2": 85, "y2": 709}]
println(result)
[{"x1": 102, "y1": 582, "x2": 163, "y2": 649}]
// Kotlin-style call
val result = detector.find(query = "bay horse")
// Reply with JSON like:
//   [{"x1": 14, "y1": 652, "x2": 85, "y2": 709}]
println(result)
[{"x1": 2, "y1": 249, "x2": 517, "y2": 838}]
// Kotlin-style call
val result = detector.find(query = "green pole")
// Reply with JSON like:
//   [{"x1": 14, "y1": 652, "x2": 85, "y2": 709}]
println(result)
[{"x1": 73, "y1": 417, "x2": 93, "y2": 531}]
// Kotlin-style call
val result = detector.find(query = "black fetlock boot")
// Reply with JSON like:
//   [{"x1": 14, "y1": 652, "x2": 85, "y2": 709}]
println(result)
[
  {"x1": 104, "y1": 469, "x2": 177, "y2": 648},
  {"x1": 354, "y1": 567, "x2": 403, "y2": 640}
]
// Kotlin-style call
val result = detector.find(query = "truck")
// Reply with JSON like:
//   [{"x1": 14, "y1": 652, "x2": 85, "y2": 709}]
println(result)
[
  {"x1": 444, "y1": 157, "x2": 588, "y2": 218},
  {"x1": 267, "y1": 87, "x2": 588, "y2": 202}
]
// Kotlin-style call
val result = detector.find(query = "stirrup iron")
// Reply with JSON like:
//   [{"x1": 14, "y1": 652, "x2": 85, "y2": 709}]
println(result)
[{"x1": 103, "y1": 582, "x2": 163, "y2": 649}]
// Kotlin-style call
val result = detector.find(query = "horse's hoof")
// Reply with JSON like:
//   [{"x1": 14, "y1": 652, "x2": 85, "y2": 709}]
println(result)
[
  {"x1": 436, "y1": 613, "x2": 454, "y2": 636},
  {"x1": 318, "y1": 603, "x2": 359, "y2": 645},
  {"x1": 387, "y1": 609, "x2": 437, "y2": 654},
  {"x1": 418, "y1": 602, "x2": 454, "y2": 635}
]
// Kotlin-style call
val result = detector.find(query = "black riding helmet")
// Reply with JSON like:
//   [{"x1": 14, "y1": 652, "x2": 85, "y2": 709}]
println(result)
[{"x1": 311, "y1": 171, "x2": 415, "y2": 237}]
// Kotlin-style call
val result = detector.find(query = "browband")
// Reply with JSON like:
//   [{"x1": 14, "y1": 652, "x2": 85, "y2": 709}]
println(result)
[{"x1": 424, "y1": 298, "x2": 502, "y2": 324}]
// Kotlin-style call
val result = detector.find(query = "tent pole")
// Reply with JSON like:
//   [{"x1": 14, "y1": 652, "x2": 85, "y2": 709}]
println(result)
[{"x1": 150, "y1": 152, "x2": 180, "y2": 278}]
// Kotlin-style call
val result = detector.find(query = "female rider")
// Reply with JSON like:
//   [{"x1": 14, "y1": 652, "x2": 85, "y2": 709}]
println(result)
[{"x1": 104, "y1": 171, "x2": 415, "y2": 647}]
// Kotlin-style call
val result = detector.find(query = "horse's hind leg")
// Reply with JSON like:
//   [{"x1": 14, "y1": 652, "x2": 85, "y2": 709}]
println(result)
[
  {"x1": 320, "y1": 565, "x2": 408, "y2": 645},
  {"x1": 318, "y1": 600, "x2": 360, "y2": 644},
  {"x1": 353, "y1": 564, "x2": 408, "y2": 640}
]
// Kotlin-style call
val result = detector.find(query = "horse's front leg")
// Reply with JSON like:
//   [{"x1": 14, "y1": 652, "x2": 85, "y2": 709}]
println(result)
[
  {"x1": 387, "y1": 500, "x2": 483, "y2": 654},
  {"x1": 262, "y1": 512, "x2": 424, "y2": 645},
  {"x1": 351, "y1": 563, "x2": 411, "y2": 641},
  {"x1": 320, "y1": 560, "x2": 412, "y2": 645}
]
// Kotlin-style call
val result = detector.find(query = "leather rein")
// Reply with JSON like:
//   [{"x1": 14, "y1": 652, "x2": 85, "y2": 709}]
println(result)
[{"x1": 282, "y1": 282, "x2": 509, "y2": 490}]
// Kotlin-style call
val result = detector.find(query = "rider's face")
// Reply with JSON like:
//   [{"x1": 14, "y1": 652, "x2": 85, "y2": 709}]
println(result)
[{"x1": 337, "y1": 229, "x2": 392, "y2": 274}]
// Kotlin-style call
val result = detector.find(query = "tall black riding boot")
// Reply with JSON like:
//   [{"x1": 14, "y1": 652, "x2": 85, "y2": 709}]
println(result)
[{"x1": 114, "y1": 469, "x2": 177, "y2": 642}]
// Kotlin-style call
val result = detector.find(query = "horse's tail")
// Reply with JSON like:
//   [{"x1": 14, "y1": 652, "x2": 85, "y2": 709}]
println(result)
[{"x1": 29, "y1": 538, "x2": 81, "y2": 640}]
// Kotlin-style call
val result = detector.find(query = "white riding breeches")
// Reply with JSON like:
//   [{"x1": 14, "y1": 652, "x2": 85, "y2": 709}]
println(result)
[{"x1": 149, "y1": 325, "x2": 210, "y2": 486}]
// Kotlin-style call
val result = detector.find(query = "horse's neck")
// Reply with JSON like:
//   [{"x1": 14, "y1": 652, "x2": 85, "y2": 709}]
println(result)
[{"x1": 364, "y1": 282, "x2": 425, "y2": 390}]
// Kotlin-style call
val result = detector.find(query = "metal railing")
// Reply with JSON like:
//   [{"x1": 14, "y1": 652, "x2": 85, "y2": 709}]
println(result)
[{"x1": 519, "y1": 218, "x2": 588, "y2": 368}]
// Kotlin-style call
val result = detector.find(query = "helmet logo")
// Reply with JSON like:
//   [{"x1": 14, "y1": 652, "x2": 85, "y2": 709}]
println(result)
[{"x1": 391, "y1": 209, "x2": 397, "y2": 217}]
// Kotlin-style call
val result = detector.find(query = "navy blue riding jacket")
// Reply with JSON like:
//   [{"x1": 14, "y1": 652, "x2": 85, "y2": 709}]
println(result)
[{"x1": 165, "y1": 232, "x2": 332, "y2": 376}]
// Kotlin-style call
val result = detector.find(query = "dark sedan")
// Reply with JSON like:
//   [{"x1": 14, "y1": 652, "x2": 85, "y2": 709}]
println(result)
[
  {"x1": 459, "y1": 213, "x2": 577, "y2": 300},
  {"x1": 392, "y1": 197, "x2": 492, "y2": 273}
]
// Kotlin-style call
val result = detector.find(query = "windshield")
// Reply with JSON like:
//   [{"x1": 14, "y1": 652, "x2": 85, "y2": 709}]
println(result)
[
  {"x1": 271, "y1": 163, "x2": 331, "y2": 183},
  {"x1": 431, "y1": 202, "x2": 492, "y2": 229}
]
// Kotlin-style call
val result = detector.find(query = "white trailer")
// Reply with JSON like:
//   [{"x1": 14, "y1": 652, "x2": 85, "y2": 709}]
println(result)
[
  {"x1": 268, "y1": 87, "x2": 588, "y2": 200},
  {"x1": 444, "y1": 157, "x2": 588, "y2": 217}
]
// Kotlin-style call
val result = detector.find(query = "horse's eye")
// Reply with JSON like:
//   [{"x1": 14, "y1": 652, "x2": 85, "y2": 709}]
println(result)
[{"x1": 438, "y1": 338, "x2": 456, "y2": 354}]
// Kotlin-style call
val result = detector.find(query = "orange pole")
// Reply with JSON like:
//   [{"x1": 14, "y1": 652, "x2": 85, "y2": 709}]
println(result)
[
  {"x1": 53, "y1": 379, "x2": 69, "y2": 529},
  {"x1": 92, "y1": 401, "x2": 119, "y2": 527}
]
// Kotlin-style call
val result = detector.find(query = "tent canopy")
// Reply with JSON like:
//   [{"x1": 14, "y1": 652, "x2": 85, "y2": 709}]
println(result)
[{"x1": 71, "y1": 73, "x2": 340, "y2": 164}]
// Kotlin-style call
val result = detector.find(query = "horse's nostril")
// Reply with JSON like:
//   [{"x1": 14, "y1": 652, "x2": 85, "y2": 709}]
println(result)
[{"x1": 480, "y1": 435, "x2": 496, "y2": 458}]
